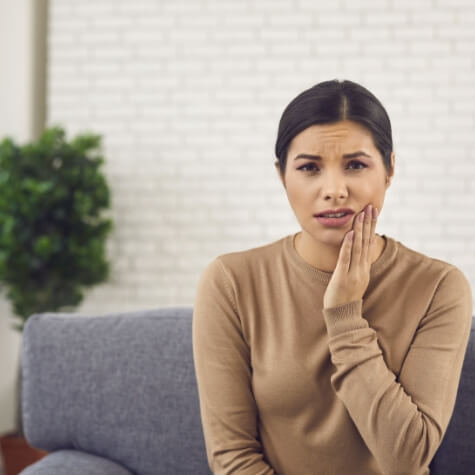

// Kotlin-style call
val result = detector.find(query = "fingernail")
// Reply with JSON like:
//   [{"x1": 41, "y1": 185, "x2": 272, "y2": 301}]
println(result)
[
  {"x1": 359, "y1": 213, "x2": 365, "y2": 222},
  {"x1": 373, "y1": 207, "x2": 378, "y2": 219}
]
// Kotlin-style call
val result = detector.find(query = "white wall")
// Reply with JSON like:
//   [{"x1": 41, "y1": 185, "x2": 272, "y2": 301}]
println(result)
[
  {"x1": 47, "y1": 0, "x2": 475, "y2": 316},
  {"x1": 0, "y1": 0, "x2": 33, "y2": 141},
  {"x1": 0, "y1": 0, "x2": 35, "y2": 437}
]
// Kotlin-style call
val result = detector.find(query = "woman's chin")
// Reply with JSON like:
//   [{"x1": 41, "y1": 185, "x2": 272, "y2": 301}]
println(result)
[{"x1": 309, "y1": 232, "x2": 348, "y2": 248}]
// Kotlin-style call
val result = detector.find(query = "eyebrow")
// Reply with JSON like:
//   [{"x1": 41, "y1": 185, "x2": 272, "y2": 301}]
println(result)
[{"x1": 294, "y1": 151, "x2": 372, "y2": 161}]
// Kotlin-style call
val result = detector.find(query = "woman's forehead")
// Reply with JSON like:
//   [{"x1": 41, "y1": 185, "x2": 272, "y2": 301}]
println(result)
[
  {"x1": 291, "y1": 122, "x2": 376, "y2": 153},
  {"x1": 300, "y1": 120, "x2": 371, "y2": 138}
]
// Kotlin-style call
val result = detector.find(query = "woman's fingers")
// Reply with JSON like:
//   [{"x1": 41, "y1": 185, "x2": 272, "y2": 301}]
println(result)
[
  {"x1": 349, "y1": 204, "x2": 378, "y2": 273},
  {"x1": 370, "y1": 206, "x2": 378, "y2": 249},
  {"x1": 339, "y1": 229, "x2": 353, "y2": 273},
  {"x1": 361, "y1": 204, "x2": 372, "y2": 264},
  {"x1": 350, "y1": 209, "x2": 364, "y2": 272}
]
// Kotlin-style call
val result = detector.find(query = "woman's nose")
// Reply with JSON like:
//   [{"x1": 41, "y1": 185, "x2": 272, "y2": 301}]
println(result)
[{"x1": 321, "y1": 172, "x2": 348, "y2": 198}]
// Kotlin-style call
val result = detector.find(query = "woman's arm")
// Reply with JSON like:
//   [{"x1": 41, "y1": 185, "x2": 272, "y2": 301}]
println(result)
[
  {"x1": 192, "y1": 257, "x2": 277, "y2": 475},
  {"x1": 322, "y1": 267, "x2": 473, "y2": 475}
]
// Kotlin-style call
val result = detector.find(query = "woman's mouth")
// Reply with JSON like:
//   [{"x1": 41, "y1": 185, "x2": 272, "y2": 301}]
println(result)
[{"x1": 314, "y1": 213, "x2": 354, "y2": 227}]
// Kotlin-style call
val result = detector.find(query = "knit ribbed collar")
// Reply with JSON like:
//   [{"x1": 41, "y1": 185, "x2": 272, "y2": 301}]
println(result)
[{"x1": 283, "y1": 231, "x2": 398, "y2": 285}]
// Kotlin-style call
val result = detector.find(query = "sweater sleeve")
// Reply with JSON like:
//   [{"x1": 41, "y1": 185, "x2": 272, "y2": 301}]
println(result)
[
  {"x1": 192, "y1": 257, "x2": 277, "y2": 475},
  {"x1": 322, "y1": 267, "x2": 473, "y2": 475}
]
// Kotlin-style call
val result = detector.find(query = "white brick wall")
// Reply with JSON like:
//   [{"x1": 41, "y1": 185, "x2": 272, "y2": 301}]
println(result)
[{"x1": 48, "y1": 0, "x2": 475, "y2": 314}]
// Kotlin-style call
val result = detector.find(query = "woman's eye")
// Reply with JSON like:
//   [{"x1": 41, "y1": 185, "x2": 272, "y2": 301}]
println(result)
[
  {"x1": 297, "y1": 161, "x2": 367, "y2": 173},
  {"x1": 298, "y1": 163, "x2": 318, "y2": 172},
  {"x1": 348, "y1": 160, "x2": 367, "y2": 170}
]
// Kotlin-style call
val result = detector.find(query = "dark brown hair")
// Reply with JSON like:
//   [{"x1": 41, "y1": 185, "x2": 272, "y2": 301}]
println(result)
[{"x1": 274, "y1": 79, "x2": 393, "y2": 176}]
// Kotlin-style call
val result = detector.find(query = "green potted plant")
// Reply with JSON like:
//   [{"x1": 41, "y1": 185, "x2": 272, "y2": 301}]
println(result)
[{"x1": 0, "y1": 126, "x2": 114, "y2": 475}]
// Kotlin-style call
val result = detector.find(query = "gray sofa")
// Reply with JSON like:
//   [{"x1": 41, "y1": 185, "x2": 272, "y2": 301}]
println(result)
[{"x1": 19, "y1": 307, "x2": 475, "y2": 475}]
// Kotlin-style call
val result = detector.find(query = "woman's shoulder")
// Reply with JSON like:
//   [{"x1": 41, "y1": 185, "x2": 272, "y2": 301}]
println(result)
[
  {"x1": 202, "y1": 234, "x2": 290, "y2": 278},
  {"x1": 219, "y1": 235, "x2": 287, "y2": 261},
  {"x1": 391, "y1": 236, "x2": 470, "y2": 289},
  {"x1": 380, "y1": 237, "x2": 472, "y2": 324}
]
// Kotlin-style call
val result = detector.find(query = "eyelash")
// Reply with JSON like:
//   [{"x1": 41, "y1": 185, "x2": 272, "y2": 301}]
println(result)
[{"x1": 297, "y1": 161, "x2": 368, "y2": 173}]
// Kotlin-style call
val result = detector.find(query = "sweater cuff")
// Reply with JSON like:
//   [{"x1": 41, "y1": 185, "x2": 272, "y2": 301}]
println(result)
[{"x1": 322, "y1": 299, "x2": 369, "y2": 338}]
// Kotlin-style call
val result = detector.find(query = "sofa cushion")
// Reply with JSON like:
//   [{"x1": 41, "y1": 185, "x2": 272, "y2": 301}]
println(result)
[
  {"x1": 20, "y1": 449, "x2": 133, "y2": 475},
  {"x1": 21, "y1": 307, "x2": 210, "y2": 475}
]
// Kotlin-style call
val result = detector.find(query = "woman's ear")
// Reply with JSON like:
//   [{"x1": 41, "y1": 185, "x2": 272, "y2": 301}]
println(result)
[
  {"x1": 275, "y1": 161, "x2": 286, "y2": 188},
  {"x1": 385, "y1": 152, "x2": 396, "y2": 188}
]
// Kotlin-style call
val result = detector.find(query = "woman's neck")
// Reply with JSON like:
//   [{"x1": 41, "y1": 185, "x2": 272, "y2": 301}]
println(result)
[{"x1": 294, "y1": 232, "x2": 386, "y2": 272}]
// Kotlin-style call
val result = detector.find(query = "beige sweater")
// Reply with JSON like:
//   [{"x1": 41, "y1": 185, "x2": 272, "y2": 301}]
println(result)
[{"x1": 192, "y1": 232, "x2": 473, "y2": 475}]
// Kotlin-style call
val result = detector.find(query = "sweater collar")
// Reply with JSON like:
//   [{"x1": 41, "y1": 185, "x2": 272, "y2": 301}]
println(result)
[{"x1": 284, "y1": 231, "x2": 398, "y2": 285}]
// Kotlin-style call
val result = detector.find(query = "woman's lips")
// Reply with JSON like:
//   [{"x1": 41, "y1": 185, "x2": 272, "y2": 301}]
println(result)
[{"x1": 315, "y1": 213, "x2": 354, "y2": 227}]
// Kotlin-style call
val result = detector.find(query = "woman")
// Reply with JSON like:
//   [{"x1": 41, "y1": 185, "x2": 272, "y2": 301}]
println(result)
[{"x1": 192, "y1": 79, "x2": 473, "y2": 475}]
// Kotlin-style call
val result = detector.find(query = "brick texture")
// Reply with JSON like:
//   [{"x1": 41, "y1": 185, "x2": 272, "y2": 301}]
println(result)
[{"x1": 48, "y1": 0, "x2": 475, "y2": 314}]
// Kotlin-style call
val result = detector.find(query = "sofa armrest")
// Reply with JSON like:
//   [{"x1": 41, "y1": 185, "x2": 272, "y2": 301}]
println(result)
[{"x1": 19, "y1": 450, "x2": 134, "y2": 475}]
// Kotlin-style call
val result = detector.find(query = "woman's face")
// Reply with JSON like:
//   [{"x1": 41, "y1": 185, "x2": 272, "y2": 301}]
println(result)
[{"x1": 276, "y1": 119, "x2": 395, "y2": 250}]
